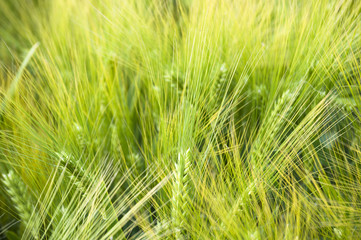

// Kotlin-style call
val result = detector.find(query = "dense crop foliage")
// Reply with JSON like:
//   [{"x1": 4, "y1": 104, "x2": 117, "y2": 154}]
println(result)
[{"x1": 0, "y1": 0, "x2": 361, "y2": 239}]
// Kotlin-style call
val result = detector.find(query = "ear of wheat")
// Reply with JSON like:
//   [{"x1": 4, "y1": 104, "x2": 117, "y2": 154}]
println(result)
[
  {"x1": 2, "y1": 170, "x2": 41, "y2": 239},
  {"x1": 171, "y1": 148, "x2": 191, "y2": 239},
  {"x1": 250, "y1": 90, "x2": 294, "y2": 163},
  {"x1": 209, "y1": 63, "x2": 229, "y2": 110}
]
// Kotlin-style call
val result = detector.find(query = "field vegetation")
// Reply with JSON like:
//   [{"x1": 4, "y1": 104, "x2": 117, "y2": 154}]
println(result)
[{"x1": 0, "y1": 0, "x2": 361, "y2": 239}]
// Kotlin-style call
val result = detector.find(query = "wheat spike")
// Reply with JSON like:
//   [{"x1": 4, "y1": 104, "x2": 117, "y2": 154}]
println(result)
[
  {"x1": 2, "y1": 170, "x2": 41, "y2": 239},
  {"x1": 171, "y1": 148, "x2": 191, "y2": 239}
]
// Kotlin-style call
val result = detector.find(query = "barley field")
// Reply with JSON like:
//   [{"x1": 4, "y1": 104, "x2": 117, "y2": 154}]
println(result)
[{"x1": 0, "y1": 0, "x2": 361, "y2": 239}]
